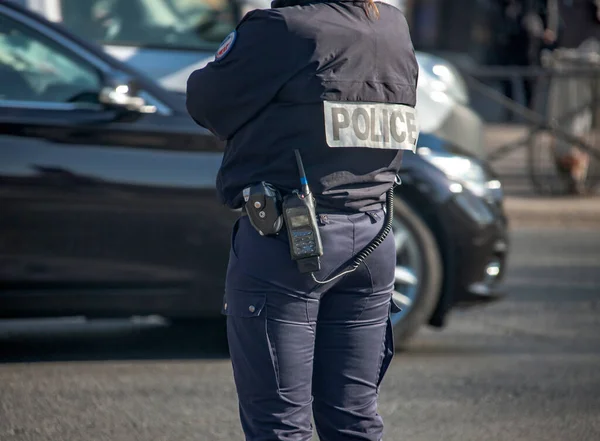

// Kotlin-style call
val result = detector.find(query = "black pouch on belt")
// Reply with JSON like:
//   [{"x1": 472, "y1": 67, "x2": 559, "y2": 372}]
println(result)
[{"x1": 242, "y1": 182, "x2": 284, "y2": 236}]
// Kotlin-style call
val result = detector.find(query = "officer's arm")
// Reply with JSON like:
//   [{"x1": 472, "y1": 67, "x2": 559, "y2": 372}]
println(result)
[{"x1": 186, "y1": 10, "x2": 306, "y2": 140}]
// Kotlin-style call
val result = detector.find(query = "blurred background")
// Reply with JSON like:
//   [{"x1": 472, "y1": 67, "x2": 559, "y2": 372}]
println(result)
[{"x1": 0, "y1": 1, "x2": 599, "y2": 440}]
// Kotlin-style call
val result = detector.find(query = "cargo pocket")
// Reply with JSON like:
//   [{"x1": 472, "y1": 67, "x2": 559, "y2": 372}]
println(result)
[
  {"x1": 222, "y1": 290, "x2": 281, "y2": 395},
  {"x1": 376, "y1": 314, "x2": 395, "y2": 391},
  {"x1": 222, "y1": 289, "x2": 266, "y2": 317}
]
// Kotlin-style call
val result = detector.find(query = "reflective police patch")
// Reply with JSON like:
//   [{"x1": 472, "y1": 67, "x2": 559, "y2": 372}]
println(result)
[
  {"x1": 324, "y1": 101, "x2": 419, "y2": 151},
  {"x1": 215, "y1": 31, "x2": 237, "y2": 61}
]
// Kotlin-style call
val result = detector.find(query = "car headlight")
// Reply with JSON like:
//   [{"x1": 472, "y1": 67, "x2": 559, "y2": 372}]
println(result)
[
  {"x1": 417, "y1": 147, "x2": 502, "y2": 201},
  {"x1": 416, "y1": 52, "x2": 470, "y2": 106},
  {"x1": 456, "y1": 190, "x2": 496, "y2": 225}
]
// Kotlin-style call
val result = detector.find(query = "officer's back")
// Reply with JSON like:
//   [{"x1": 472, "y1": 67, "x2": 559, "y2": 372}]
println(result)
[
  {"x1": 186, "y1": 2, "x2": 418, "y2": 440},
  {"x1": 187, "y1": 0, "x2": 418, "y2": 212}
]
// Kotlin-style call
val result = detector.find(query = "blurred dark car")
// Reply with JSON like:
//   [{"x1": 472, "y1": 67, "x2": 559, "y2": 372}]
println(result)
[{"x1": 0, "y1": 2, "x2": 509, "y2": 347}]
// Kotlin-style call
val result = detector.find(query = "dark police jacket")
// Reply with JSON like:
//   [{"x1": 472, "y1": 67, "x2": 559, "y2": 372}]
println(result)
[{"x1": 186, "y1": 0, "x2": 419, "y2": 212}]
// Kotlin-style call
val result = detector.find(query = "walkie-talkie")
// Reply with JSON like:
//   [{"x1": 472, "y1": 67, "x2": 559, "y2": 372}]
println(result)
[{"x1": 282, "y1": 150, "x2": 324, "y2": 274}]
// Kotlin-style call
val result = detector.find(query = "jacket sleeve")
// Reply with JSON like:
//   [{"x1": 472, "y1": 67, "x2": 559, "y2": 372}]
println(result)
[{"x1": 186, "y1": 9, "x2": 308, "y2": 141}]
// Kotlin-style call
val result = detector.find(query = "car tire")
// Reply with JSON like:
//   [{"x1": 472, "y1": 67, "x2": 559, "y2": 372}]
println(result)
[{"x1": 391, "y1": 197, "x2": 443, "y2": 350}]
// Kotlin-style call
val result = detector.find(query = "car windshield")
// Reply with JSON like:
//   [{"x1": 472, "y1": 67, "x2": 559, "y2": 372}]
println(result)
[{"x1": 58, "y1": 0, "x2": 237, "y2": 51}]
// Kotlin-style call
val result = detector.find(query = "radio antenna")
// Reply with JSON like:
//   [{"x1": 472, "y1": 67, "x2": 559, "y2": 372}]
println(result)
[{"x1": 294, "y1": 149, "x2": 310, "y2": 196}]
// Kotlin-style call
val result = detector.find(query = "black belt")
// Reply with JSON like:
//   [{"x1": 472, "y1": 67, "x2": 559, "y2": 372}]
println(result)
[{"x1": 240, "y1": 205, "x2": 377, "y2": 216}]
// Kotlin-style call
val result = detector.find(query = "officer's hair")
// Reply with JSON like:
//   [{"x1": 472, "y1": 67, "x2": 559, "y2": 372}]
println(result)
[{"x1": 364, "y1": 0, "x2": 380, "y2": 18}]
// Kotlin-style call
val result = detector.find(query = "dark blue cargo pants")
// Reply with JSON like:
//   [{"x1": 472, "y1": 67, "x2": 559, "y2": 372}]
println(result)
[{"x1": 223, "y1": 209, "x2": 396, "y2": 441}]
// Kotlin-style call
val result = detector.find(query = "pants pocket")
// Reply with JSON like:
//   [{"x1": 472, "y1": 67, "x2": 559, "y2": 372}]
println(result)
[
  {"x1": 222, "y1": 289, "x2": 266, "y2": 317},
  {"x1": 224, "y1": 290, "x2": 281, "y2": 396},
  {"x1": 376, "y1": 313, "x2": 395, "y2": 390},
  {"x1": 230, "y1": 217, "x2": 242, "y2": 259}
]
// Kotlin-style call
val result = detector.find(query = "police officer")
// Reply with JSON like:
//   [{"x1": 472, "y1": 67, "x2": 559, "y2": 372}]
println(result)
[{"x1": 186, "y1": 0, "x2": 419, "y2": 439}]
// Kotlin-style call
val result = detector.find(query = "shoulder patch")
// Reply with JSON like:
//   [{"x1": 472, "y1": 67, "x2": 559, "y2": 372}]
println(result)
[{"x1": 215, "y1": 31, "x2": 237, "y2": 61}]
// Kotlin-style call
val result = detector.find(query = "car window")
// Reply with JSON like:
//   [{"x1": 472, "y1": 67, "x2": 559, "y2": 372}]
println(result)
[
  {"x1": 59, "y1": 0, "x2": 237, "y2": 51},
  {"x1": 0, "y1": 13, "x2": 103, "y2": 104}
]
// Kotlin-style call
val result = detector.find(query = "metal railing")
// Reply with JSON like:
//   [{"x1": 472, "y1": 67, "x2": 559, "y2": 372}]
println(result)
[{"x1": 460, "y1": 39, "x2": 600, "y2": 195}]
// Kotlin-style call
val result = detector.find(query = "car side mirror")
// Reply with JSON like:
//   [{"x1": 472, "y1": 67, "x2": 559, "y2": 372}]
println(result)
[{"x1": 98, "y1": 77, "x2": 157, "y2": 114}]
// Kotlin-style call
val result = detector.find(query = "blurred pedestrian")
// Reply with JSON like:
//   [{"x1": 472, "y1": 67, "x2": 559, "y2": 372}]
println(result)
[
  {"x1": 554, "y1": 0, "x2": 600, "y2": 48},
  {"x1": 544, "y1": 0, "x2": 600, "y2": 193},
  {"x1": 497, "y1": 0, "x2": 560, "y2": 116}
]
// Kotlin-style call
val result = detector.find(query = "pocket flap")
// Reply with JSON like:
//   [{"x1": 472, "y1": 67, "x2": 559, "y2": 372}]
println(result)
[{"x1": 222, "y1": 290, "x2": 266, "y2": 317}]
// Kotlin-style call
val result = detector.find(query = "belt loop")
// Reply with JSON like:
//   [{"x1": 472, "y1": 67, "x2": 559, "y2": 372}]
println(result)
[
  {"x1": 318, "y1": 214, "x2": 330, "y2": 225},
  {"x1": 365, "y1": 210, "x2": 379, "y2": 223}
]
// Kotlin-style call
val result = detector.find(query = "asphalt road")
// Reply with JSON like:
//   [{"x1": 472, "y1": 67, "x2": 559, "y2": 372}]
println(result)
[{"x1": 1, "y1": 227, "x2": 599, "y2": 441}]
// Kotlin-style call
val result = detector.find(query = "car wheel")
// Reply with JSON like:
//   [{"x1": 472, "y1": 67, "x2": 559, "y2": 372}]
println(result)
[{"x1": 391, "y1": 197, "x2": 443, "y2": 349}]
